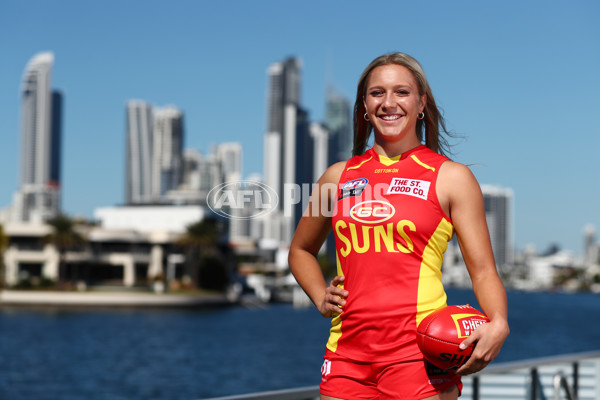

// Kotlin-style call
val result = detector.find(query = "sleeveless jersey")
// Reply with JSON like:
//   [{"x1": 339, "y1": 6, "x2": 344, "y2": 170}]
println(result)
[{"x1": 328, "y1": 145, "x2": 454, "y2": 362}]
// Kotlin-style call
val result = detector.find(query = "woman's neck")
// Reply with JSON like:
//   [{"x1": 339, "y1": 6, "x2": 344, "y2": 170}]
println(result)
[{"x1": 372, "y1": 135, "x2": 422, "y2": 158}]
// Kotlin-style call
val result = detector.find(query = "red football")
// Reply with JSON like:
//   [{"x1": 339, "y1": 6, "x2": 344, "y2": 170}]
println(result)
[{"x1": 416, "y1": 304, "x2": 489, "y2": 370}]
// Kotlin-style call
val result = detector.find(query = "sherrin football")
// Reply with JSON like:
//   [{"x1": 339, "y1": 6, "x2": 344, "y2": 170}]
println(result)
[{"x1": 416, "y1": 304, "x2": 489, "y2": 370}]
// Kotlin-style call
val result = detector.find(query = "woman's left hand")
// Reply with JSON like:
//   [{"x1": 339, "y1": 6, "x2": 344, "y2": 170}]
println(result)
[{"x1": 455, "y1": 317, "x2": 510, "y2": 375}]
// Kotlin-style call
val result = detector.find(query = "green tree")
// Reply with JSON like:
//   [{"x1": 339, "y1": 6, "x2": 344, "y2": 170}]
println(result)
[
  {"x1": 177, "y1": 218, "x2": 228, "y2": 290},
  {"x1": 45, "y1": 214, "x2": 86, "y2": 288}
]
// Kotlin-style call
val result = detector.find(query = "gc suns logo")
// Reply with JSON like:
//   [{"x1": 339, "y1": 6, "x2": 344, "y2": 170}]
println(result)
[{"x1": 349, "y1": 200, "x2": 395, "y2": 224}]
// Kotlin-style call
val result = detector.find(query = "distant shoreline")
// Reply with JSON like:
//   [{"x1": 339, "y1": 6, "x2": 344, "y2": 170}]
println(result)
[{"x1": 0, "y1": 289, "x2": 233, "y2": 310}]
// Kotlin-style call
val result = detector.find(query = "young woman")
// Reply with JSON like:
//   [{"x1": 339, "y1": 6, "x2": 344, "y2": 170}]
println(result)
[{"x1": 288, "y1": 53, "x2": 509, "y2": 400}]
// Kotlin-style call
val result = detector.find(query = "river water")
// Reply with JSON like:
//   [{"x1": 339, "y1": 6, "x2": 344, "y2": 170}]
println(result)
[{"x1": 1, "y1": 289, "x2": 599, "y2": 400}]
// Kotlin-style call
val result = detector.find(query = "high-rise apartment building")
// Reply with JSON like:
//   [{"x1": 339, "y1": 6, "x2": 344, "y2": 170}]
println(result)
[
  {"x1": 263, "y1": 57, "x2": 313, "y2": 244},
  {"x1": 264, "y1": 58, "x2": 301, "y2": 205},
  {"x1": 182, "y1": 150, "x2": 220, "y2": 195},
  {"x1": 214, "y1": 142, "x2": 242, "y2": 182},
  {"x1": 50, "y1": 90, "x2": 63, "y2": 187},
  {"x1": 126, "y1": 101, "x2": 184, "y2": 205},
  {"x1": 126, "y1": 100, "x2": 153, "y2": 204},
  {"x1": 214, "y1": 142, "x2": 247, "y2": 239},
  {"x1": 14, "y1": 52, "x2": 62, "y2": 223},
  {"x1": 309, "y1": 123, "x2": 333, "y2": 182},
  {"x1": 152, "y1": 106, "x2": 184, "y2": 199},
  {"x1": 325, "y1": 88, "x2": 352, "y2": 162},
  {"x1": 583, "y1": 224, "x2": 598, "y2": 267},
  {"x1": 178, "y1": 143, "x2": 242, "y2": 202},
  {"x1": 482, "y1": 185, "x2": 514, "y2": 269},
  {"x1": 442, "y1": 184, "x2": 514, "y2": 287}
]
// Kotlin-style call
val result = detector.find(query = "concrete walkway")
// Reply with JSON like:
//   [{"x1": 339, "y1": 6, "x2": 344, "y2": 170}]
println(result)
[{"x1": 0, "y1": 290, "x2": 232, "y2": 308}]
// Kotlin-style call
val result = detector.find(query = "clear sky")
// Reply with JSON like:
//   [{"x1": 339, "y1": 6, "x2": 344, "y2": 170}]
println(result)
[{"x1": 1, "y1": 0, "x2": 598, "y2": 255}]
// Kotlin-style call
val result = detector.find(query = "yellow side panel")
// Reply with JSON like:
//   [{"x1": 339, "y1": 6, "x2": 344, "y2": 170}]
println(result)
[
  {"x1": 416, "y1": 218, "x2": 453, "y2": 327},
  {"x1": 326, "y1": 254, "x2": 345, "y2": 352}
]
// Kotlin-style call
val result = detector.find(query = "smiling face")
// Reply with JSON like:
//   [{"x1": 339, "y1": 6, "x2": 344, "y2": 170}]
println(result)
[{"x1": 363, "y1": 64, "x2": 426, "y2": 152}]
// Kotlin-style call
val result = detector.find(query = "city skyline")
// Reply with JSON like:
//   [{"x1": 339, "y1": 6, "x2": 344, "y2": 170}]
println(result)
[{"x1": 1, "y1": 1, "x2": 599, "y2": 255}]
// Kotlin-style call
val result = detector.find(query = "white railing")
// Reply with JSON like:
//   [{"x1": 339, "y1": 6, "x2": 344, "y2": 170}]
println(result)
[
  {"x1": 201, "y1": 350, "x2": 600, "y2": 400},
  {"x1": 464, "y1": 350, "x2": 600, "y2": 400}
]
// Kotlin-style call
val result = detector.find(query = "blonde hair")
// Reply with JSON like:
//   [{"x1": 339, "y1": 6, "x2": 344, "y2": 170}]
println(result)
[{"x1": 353, "y1": 53, "x2": 451, "y2": 156}]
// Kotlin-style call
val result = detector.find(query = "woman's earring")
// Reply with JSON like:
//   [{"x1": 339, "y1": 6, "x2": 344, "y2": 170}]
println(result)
[
  {"x1": 417, "y1": 112, "x2": 425, "y2": 120},
  {"x1": 364, "y1": 113, "x2": 370, "y2": 121}
]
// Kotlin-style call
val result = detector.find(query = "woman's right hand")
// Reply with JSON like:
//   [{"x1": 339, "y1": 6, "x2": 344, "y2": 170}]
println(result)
[{"x1": 318, "y1": 276, "x2": 348, "y2": 318}]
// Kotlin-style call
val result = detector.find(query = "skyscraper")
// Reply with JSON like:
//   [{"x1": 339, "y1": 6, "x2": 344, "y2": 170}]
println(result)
[
  {"x1": 214, "y1": 142, "x2": 247, "y2": 239},
  {"x1": 583, "y1": 224, "x2": 598, "y2": 267},
  {"x1": 309, "y1": 123, "x2": 332, "y2": 182},
  {"x1": 15, "y1": 51, "x2": 61, "y2": 223},
  {"x1": 181, "y1": 149, "x2": 221, "y2": 196},
  {"x1": 442, "y1": 184, "x2": 514, "y2": 287},
  {"x1": 50, "y1": 90, "x2": 63, "y2": 187},
  {"x1": 482, "y1": 185, "x2": 514, "y2": 269},
  {"x1": 263, "y1": 57, "x2": 313, "y2": 244},
  {"x1": 126, "y1": 102, "x2": 185, "y2": 205},
  {"x1": 126, "y1": 100, "x2": 153, "y2": 204},
  {"x1": 152, "y1": 106, "x2": 184, "y2": 200},
  {"x1": 214, "y1": 142, "x2": 243, "y2": 182},
  {"x1": 266, "y1": 58, "x2": 301, "y2": 137},
  {"x1": 325, "y1": 88, "x2": 352, "y2": 162},
  {"x1": 264, "y1": 58, "x2": 301, "y2": 205}
]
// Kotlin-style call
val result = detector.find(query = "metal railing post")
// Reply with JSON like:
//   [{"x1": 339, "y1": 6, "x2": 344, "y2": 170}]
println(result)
[
  {"x1": 553, "y1": 370, "x2": 576, "y2": 400},
  {"x1": 472, "y1": 375, "x2": 480, "y2": 400},
  {"x1": 531, "y1": 368, "x2": 539, "y2": 400},
  {"x1": 572, "y1": 361, "x2": 579, "y2": 399}
]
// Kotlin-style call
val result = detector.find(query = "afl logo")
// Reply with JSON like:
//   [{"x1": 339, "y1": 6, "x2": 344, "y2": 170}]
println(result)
[
  {"x1": 349, "y1": 200, "x2": 395, "y2": 224},
  {"x1": 339, "y1": 178, "x2": 369, "y2": 200},
  {"x1": 342, "y1": 178, "x2": 368, "y2": 190}
]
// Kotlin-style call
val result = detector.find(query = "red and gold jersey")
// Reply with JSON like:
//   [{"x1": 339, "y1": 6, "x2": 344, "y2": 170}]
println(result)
[{"x1": 328, "y1": 145, "x2": 453, "y2": 362}]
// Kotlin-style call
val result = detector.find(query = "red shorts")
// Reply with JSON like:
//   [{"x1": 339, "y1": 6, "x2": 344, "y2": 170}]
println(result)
[{"x1": 320, "y1": 349, "x2": 462, "y2": 400}]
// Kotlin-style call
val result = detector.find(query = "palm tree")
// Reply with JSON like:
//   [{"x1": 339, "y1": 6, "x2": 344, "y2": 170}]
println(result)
[
  {"x1": 45, "y1": 214, "x2": 86, "y2": 288},
  {"x1": 0, "y1": 224, "x2": 8, "y2": 288},
  {"x1": 176, "y1": 218, "x2": 228, "y2": 290}
]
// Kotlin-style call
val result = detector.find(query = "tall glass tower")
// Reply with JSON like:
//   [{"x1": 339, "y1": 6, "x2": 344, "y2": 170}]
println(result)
[
  {"x1": 152, "y1": 106, "x2": 184, "y2": 200},
  {"x1": 50, "y1": 90, "x2": 63, "y2": 187},
  {"x1": 126, "y1": 100, "x2": 154, "y2": 204},
  {"x1": 482, "y1": 185, "x2": 514, "y2": 270},
  {"x1": 263, "y1": 57, "x2": 313, "y2": 244},
  {"x1": 264, "y1": 57, "x2": 302, "y2": 205},
  {"x1": 17, "y1": 51, "x2": 61, "y2": 223},
  {"x1": 325, "y1": 88, "x2": 352, "y2": 162},
  {"x1": 126, "y1": 102, "x2": 185, "y2": 204}
]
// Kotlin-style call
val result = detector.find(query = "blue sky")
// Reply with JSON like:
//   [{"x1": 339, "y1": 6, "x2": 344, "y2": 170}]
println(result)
[{"x1": 1, "y1": 0, "x2": 598, "y2": 255}]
